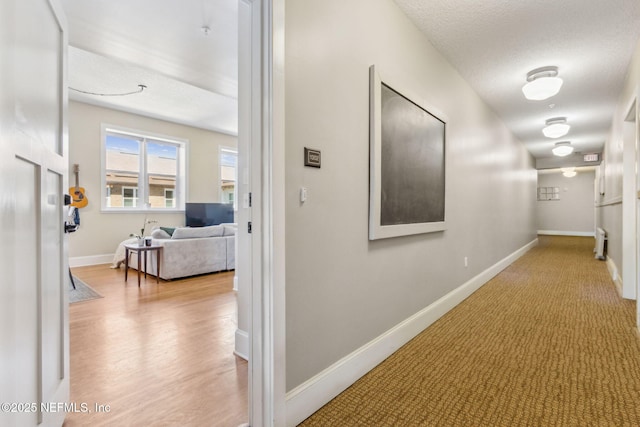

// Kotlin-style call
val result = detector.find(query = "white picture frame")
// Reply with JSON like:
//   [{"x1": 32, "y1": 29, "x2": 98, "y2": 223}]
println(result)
[{"x1": 369, "y1": 65, "x2": 447, "y2": 240}]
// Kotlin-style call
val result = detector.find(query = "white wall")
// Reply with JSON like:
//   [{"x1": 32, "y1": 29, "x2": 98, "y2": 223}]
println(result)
[
  {"x1": 597, "y1": 37, "x2": 640, "y2": 295},
  {"x1": 284, "y1": 0, "x2": 536, "y2": 394},
  {"x1": 537, "y1": 170, "x2": 596, "y2": 235},
  {"x1": 68, "y1": 101, "x2": 237, "y2": 262}
]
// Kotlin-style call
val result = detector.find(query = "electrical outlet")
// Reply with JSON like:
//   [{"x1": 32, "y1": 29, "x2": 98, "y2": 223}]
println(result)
[{"x1": 464, "y1": 257, "x2": 468, "y2": 268}]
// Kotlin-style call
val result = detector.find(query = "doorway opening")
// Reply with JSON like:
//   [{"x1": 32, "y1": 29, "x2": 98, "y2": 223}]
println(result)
[{"x1": 64, "y1": 1, "x2": 255, "y2": 425}]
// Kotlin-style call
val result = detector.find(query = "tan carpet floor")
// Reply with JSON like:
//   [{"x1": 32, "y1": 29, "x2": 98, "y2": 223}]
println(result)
[{"x1": 300, "y1": 236, "x2": 640, "y2": 426}]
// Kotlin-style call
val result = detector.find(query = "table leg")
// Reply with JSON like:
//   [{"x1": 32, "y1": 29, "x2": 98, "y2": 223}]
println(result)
[
  {"x1": 137, "y1": 249, "x2": 141, "y2": 287},
  {"x1": 69, "y1": 268, "x2": 76, "y2": 290},
  {"x1": 156, "y1": 248, "x2": 161, "y2": 284},
  {"x1": 125, "y1": 247, "x2": 129, "y2": 282},
  {"x1": 144, "y1": 249, "x2": 148, "y2": 279}
]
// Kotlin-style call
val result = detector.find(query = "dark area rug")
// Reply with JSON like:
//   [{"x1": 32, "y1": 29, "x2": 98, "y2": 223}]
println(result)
[{"x1": 69, "y1": 275, "x2": 103, "y2": 304}]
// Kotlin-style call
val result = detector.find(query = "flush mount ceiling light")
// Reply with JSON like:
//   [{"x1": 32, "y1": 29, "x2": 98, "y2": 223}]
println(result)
[
  {"x1": 522, "y1": 66, "x2": 563, "y2": 101},
  {"x1": 561, "y1": 167, "x2": 577, "y2": 178},
  {"x1": 542, "y1": 117, "x2": 570, "y2": 138},
  {"x1": 552, "y1": 141, "x2": 573, "y2": 157}
]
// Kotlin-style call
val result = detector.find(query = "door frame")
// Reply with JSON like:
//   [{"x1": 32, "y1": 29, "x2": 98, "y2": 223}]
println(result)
[
  {"x1": 622, "y1": 94, "x2": 638, "y2": 301},
  {"x1": 627, "y1": 93, "x2": 640, "y2": 328},
  {"x1": 241, "y1": 0, "x2": 286, "y2": 425}
]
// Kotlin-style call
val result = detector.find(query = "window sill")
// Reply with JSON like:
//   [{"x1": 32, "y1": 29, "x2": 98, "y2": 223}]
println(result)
[{"x1": 100, "y1": 208, "x2": 185, "y2": 214}]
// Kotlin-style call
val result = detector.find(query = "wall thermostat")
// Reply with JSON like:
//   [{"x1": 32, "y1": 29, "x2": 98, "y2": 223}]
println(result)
[{"x1": 304, "y1": 147, "x2": 321, "y2": 168}]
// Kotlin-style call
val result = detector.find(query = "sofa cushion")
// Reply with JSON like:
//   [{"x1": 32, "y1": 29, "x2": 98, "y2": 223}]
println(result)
[
  {"x1": 151, "y1": 228, "x2": 171, "y2": 239},
  {"x1": 171, "y1": 225, "x2": 224, "y2": 239},
  {"x1": 223, "y1": 225, "x2": 237, "y2": 236}
]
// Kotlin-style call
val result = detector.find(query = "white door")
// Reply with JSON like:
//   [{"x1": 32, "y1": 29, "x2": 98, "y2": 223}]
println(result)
[{"x1": 0, "y1": 0, "x2": 70, "y2": 426}]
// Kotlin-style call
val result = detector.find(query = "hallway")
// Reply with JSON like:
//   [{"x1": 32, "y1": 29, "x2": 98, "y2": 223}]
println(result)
[{"x1": 301, "y1": 236, "x2": 640, "y2": 426}]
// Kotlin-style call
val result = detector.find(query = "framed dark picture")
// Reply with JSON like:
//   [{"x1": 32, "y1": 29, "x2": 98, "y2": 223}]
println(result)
[{"x1": 369, "y1": 65, "x2": 447, "y2": 240}]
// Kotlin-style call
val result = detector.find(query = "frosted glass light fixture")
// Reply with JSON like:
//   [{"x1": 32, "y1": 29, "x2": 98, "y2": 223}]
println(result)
[
  {"x1": 542, "y1": 117, "x2": 570, "y2": 138},
  {"x1": 522, "y1": 66, "x2": 563, "y2": 101},
  {"x1": 562, "y1": 167, "x2": 577, "y2": 178},
  {"x1": 552, "y1": 141, "x2": 573, "y2": 157}
]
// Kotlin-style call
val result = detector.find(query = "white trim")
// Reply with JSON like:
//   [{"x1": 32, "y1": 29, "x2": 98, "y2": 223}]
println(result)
[
  {"x1": 240, "y1": 0, "x2": 287, "y2": 425},
  {"x1": 285, "y1": 238, "x2": 538, "y2": 427},
  {"x1": 596, "y1": 196, "x2": 623, "y2": 207},
  {"x1": 69, "y1": 254, "x2": 114, "y2": 267},
  {"x1": 234, "y1": 329, "x2": 249, "y2": 361},
  {"x1": 537, "y1": 230, "x2": 595, "y2": 237},
  {"x1": 621, "y1": 93, "x2": 638, "y2": 301},
  {"x1": 239, "y1": 0, "x2": 286, "y2": 424},
  {"x1": 272, "y1": 0, "x2": 287, "y2": 422},
  {"x1": 606, "y1": 255, "x2": 624, "y2": 297},
  {"x1": 634, "y1": 88, "x2": 640, "y2": 330},
  {"x1": 368, "y1": 65, "x2": 448, "y2": 240},
  {"x1": 100, "y1": 208, "x2": 184, "y2": 214},
  {"x1": 102, "y1": 122, "x2": 190, "y2": 145}
]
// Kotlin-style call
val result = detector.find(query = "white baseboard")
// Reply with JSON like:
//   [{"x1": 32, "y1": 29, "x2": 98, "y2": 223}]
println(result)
[
  {"x1": 285, "y1": 238, "x2": 538, "y2": 427},
  {"x1": 233, "y1": 275, "x2": 239, "y2": 292},
  {"x1": 234, "y1": 329, "x2": 249, "y2": 361},
  {"x1": 537, "y1": 230, "x2": 595, "y2": 237},
  {"x1": 69, "y1": 254, "x2": 114, "y2": 268},
  {"x1": 606, "y1": 256, "x2": 624, "y2": 297}
]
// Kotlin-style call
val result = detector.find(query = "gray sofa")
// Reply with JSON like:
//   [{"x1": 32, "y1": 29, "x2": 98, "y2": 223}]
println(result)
[{"x1": 129, "y1": 224, "x2": 236, "y2": 280}]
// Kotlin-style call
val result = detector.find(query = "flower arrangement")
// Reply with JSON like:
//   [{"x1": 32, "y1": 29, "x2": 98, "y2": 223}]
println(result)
[{"x1": 130, "y1": 217, "x2": 158, "y2": 239}]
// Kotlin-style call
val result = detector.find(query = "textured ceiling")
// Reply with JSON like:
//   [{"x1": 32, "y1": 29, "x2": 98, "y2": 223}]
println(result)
[
  {"x1": 63, "y1": 0, "x2": 640, "y2": 162},
  {"x1": 394, "y1": 0, "x2": 640, "y2": 162}
]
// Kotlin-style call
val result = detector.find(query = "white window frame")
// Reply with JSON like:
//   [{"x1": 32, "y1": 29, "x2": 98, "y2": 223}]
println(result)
[
  {"x1": 164, "y1": 188, "x2": 175, "y2": 208},
  {"x1": 105, "y1": 185, "x2": 112, "y2": 208},
  {"x1": 122, "y1": 186, "x2": 139, "y2": 207},
  {"x1": 101, "y1": 124, "x2": 188, "y2": 212},
  {"x1": 219, "y1": 146, "x2": 238, "y2": 209}
]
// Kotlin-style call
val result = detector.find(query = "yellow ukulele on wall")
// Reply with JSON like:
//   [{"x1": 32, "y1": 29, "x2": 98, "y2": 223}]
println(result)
[{"x1": 70, "y1": 164, "x2": 88, "y2": 208}]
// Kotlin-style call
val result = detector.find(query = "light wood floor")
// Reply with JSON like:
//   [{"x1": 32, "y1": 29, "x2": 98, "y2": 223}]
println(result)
[{"x1": 63, "y1": 264, "x2": 248, "y2": 427}]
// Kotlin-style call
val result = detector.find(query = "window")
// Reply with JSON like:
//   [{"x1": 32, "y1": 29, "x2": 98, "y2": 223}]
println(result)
[
  {"x1": 220, "y1": 147, "x2": 237, "y2": 208},
  {"x1": 165, "y1": 189, "x2": 175, "y2": 208},
  {"x1": 537, "y1": 187, "x2": 560, "y2": 201},
  {"x1": 122, "y1": 186, "x2": 138, "y2": 207},
  {"x1": 102, "y1": 125, "x2": 187, "y2": 211},
  {"x1": 105, "y1": 185, "x2": 112, "y2": 208}
]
